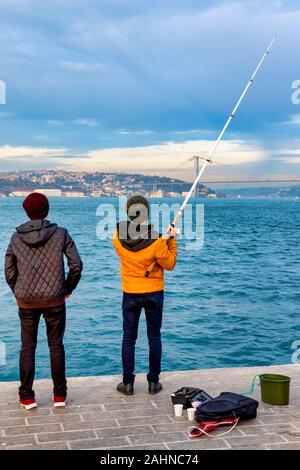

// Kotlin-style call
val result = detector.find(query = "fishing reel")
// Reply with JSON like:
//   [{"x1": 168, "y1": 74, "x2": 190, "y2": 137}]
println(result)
[{"x1": 169, "y1": 227, "x2": 180, "y2": 239}]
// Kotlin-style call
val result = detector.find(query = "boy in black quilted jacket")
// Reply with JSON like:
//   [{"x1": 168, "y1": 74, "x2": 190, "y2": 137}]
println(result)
[{"x1": 4, "y1": 192, "x2": 83, "y2": 410}]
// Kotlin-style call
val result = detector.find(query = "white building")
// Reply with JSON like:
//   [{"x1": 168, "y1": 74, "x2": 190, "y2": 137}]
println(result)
[
  {"x1": 62, "y1": 191, "x2": 85, "y2": 198},
  {"x1": 34, "y1": 189, "x2": 62, "y2": 197},
  {"x1": 9, "y1": 191, "x2": 31, "y2": 197},
  {"x1": 41, "y1": 174, "x2": 55, "y2": 184},
  {"x1": 150, "y1": 189, "x2": 164, "y2": 198},
  {"x1": 91, "y1": 190, "x2": 104, "y2": 197}
]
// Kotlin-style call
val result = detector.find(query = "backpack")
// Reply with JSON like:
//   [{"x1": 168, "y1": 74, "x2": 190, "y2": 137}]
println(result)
[{"x1": 196, "y1": 392, "x2": 259, "y2": 423}]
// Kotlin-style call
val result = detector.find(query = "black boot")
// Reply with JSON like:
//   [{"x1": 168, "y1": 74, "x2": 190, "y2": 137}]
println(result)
[
  {"x1": 117, "y1": 382, "x2": 134, "y2": 396},
  {"x1": 148, "y1": 381, "x2": 162, "y2": 394}
]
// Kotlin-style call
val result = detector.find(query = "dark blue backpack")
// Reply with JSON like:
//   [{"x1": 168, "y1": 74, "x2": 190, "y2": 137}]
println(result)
[{"x1": 196, "y1": 392, "x2": 259, "y2": 423}]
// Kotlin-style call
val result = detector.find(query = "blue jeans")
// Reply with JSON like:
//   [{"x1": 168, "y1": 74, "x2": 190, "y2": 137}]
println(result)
[{"x1": 122, "y1": 290, "x2": 164, "y2": 385}]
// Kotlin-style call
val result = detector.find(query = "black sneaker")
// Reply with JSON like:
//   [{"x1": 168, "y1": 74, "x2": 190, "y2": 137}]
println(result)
[
  {"x1": 148, "y1": 381, "x2": 163, "y2": 394},
  {"x1": 117, "y1": 382, "x2": 134, "y2": 396}
]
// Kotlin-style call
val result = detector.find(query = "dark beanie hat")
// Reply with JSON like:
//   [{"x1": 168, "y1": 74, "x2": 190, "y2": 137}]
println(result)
[
  {"x1": 127, "y1": 194, "x2": 149, "y2": 222},
  {"x1": 23, "y1": 192, "x2": 49, "y2": 220}
]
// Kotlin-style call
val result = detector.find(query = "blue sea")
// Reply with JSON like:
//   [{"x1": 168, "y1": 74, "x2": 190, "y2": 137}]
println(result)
[{"x1": 0, "y1": 197, "x2": 299, "y2": 382}]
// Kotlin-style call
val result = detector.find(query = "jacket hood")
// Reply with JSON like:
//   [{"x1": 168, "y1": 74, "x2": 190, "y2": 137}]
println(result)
[
  {"x1": 16, "y1": 219, "x2": 58, "y2": 247},
  {"x1": 117, "y1": 220, "x2": 160, "y2": 252}
]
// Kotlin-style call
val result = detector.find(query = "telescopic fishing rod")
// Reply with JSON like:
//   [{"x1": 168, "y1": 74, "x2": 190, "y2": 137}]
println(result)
[{"x1": 145, "y1": 35, "x2": 277, "y2": 278}]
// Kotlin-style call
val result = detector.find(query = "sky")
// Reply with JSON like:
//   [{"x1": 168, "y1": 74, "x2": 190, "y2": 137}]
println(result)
[{"x1": 0, "y1": 0, "x2": 300, "y2": 182}]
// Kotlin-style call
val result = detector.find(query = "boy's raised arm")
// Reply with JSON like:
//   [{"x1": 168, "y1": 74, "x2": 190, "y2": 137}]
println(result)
[{"x1": 155, "y1": 238, "x2": 177, "y2": 271}]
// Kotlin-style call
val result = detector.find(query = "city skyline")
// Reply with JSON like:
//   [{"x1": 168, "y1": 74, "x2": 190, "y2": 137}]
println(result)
[
  {"x1": 0, "y1": 168, "x2": 216, "y2": 198},
  {"x1": 0, "y1": 1, "x2": 300, "y2": 183}
]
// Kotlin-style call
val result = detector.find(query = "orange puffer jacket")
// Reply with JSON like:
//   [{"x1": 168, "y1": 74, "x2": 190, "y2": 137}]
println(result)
[{"x1": 113, "y1": 230, "x2": 177, "y2": 294}]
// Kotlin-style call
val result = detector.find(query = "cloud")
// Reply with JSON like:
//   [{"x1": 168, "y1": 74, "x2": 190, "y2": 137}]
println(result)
[
  {"x1": 276, "y1": 148, "x2": 300, "y2": 156},
  {"x1": 71, "y1": 139, "x2": 267, "y2": 177},
  {"x1": 60, "y1": 61, "x2": 105, "y2": 73},
  {"x1": 285, "y1": 114, "x2": 300, "y2": 126},
  {"x1": 0, "y1": 145, "x2": 69, "y2": 161},
  {"x1": 275, "y1": 147, "x2": 300, "y2": 164},
  {"x1": 0, "y1": 0, "x2": 300, "y2": 177},
  {"x1": 1, "y1": 0, "x2": 297, "y2": 131},
  {"x1": 34, "y1": 134, "x2": 49, "y2": 140},
  {"x1": 0, "y1": 138, "x2": 266, "y2": 177},
  {"x1": 48, "y1": 120, "x2": 64, "y2": 126},
  {"x1": 116, "y1": 129, "x2": 154, "y2": 135},
  {"x1": 280, "y1": 157, "x2": 300, "y2": 164},
  {"x1": 169, "y1": 129, "x2": 213, "y2": 136},
  {"x1": 47, "y1": 118, "x2": 100, "y2": 127},
  {"x1": 73, "y1": 118, "x2": 100, "y2": 127},
  {"x1": 0, "y1": 111, "x2": 13, "y2": 119}
]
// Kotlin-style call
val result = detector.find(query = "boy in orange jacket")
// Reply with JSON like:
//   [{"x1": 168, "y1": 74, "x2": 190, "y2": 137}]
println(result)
[{"x1": 113, "y1": 195, "x2": 177, "y2": 395}]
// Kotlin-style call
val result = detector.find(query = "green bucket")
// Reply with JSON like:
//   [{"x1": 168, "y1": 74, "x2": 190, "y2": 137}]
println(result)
[{"x1": 260, "y1": 374, "x2": 291, "y2": 406}]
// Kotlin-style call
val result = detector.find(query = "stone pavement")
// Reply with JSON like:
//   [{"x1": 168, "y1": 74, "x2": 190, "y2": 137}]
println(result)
[{"x1": 1, "y1": 364, "x2": 300, "y2": 450}]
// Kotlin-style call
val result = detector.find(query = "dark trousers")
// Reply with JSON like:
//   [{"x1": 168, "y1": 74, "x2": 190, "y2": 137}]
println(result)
[
  {"x1": 18, "y1": 304, "x2": 67, "y2": 399},
  {"x1": 122, "y1": 290, "x2": 164, "y2": 385}
]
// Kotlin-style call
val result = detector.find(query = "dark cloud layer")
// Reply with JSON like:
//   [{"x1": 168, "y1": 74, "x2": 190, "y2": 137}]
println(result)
[{"x1": 0, "y1": 0, "x2": 299, "y2": 173}]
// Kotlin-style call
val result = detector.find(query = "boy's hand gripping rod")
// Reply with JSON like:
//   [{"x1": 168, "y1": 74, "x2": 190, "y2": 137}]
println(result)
[{"x1": 145, "y1": 36, "x2": 276, "y2": 278}]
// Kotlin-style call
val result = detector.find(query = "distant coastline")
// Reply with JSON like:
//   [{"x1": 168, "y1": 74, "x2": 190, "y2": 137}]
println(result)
[
  {"x1": 1, "y1": 169, "x2": 300, "y2": 199},
  {"x1": 0, "y1": 169, "x2": 222, "y2": 199}
]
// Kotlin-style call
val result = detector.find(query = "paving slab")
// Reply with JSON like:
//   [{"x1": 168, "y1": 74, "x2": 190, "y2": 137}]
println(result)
[{"x1": 0, "y1": 364, "x2": 300, "y2": 450}]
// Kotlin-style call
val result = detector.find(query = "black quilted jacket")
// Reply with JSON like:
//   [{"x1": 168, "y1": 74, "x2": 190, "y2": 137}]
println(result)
[{"x1": 4, "y1": 219, "x2": 83, "y2": 308}]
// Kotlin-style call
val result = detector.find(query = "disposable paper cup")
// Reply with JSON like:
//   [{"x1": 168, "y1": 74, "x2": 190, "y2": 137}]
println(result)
[
  {"x1": 174, "y1": 404, "x2": 183, "y2": 417},
  {"x1": 187, "y1": 408, "x2": 196, "y2": 421}
]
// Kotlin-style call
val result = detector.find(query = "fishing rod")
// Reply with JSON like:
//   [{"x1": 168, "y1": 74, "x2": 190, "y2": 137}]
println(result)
[{"x1": 145, "y1": 35, "x2": 277, "y2": 278}]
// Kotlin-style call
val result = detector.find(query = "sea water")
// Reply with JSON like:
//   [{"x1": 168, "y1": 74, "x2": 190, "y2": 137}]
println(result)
[{"x1": 0, "y1": 197, "x2": 299, "y2": 381}]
